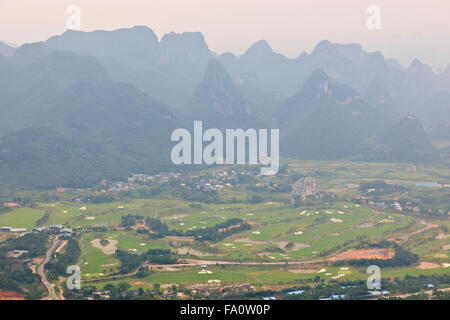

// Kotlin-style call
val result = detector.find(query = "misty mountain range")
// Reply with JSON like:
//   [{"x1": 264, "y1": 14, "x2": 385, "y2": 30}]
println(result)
[{"x1": 0, "y1": 26, "x2": 449, "y2": 189}]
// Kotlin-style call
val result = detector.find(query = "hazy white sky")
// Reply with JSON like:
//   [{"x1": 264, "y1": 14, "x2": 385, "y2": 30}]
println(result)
[{"x1": 1, "y1": 0, "x2": 449, "y2": 69}]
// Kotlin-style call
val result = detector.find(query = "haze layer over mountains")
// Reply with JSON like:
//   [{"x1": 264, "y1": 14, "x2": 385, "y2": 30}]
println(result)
[{"x1": 0, "y1": 26, "x2": 449, "y2": 189}]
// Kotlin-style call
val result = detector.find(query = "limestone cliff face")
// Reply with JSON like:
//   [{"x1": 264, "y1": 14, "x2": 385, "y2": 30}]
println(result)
[{"x1": 290, "y1": 176, "x2": 323, "y2": 205}]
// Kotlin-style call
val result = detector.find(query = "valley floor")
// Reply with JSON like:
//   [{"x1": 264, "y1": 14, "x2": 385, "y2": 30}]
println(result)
[{"x1": 1, "y1": 160, "x2": 449, "y2": 300}]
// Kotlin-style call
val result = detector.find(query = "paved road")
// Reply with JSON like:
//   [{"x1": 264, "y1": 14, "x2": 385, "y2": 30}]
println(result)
[{"x1": 38, "y1": 238, "x2": 61, "y2": 300}]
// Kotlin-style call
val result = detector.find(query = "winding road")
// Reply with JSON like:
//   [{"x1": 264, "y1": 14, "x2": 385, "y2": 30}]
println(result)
[{"x1": 38, "y1": 238, "x2": 61, "y2": 300}]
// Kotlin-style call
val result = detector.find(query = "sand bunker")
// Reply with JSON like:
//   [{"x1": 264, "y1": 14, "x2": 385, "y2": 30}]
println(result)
[
  {"x1": 358, "y1": 222, "x2": 374, "y2": 228},
  {"x1": 289, "y1": 269, "x2": 317, "y2": 274},
  {"x1": 275, "y1": 241, "x2": 309, "y2": 251},
  {"x1": 198, "y1": 270, "x2": 213, "y2": 274},
  {"x1": 90, "y1": 238, "x2": 118, "y2": 255},
  {"x1": 165, "y1": 214, "x2": 187, "y2": 220},
  {"x1": 235, "y1": 237, "x2": 266, "y2": 244},
  {"x1": 416, "y1": 262, "x2": 441, "y2": 269},
  {"x1": 208, "y1": 280, "x2": 221, "y2": 284},
  {"x1": 332, "y1": 274, "x2": 346, "y2": 279}
]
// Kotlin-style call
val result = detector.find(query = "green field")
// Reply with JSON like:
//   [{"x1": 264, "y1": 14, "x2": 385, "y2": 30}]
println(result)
[
  {"x1": 0, "y1": 207, "x2": 46, "y2": 230},
  {"x1": 2, "y1": 160, "x2": 449, "y2": 294}
]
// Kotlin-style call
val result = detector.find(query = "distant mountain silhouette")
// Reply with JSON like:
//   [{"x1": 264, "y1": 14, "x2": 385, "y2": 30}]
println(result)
[
  {"x1": 0, "y1": 41, "x2": 15, "y2": 57},
  {"x1": 0, "y1": 43, "x2": 175, "y2": 188},
  {"x1": 46, "y1": 26, "x2": 213, "y2": 108},
  {"x1": 277, "y1": 70, "x2": 435, "y2": 162},
  {"x1": 0, "y1": 26, "x2": 447, "y2": 188},
  {"x1": 379, "y1": 115, "x2": 437, "y2": 162},
  {"x1": 45, "y1": 27, "x2": 450, "y2": 126},
  {"x1": 184, "y1": 59, "x2": 251, "y2": 128},
  {"x1": 278, "y1": 70, "x2": 388, "y2": 160}
]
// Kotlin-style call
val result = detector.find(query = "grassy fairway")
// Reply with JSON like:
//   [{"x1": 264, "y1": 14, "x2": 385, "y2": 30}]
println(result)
[
  {"x1": 78, "y1": 230, "x2": 170, "y2": 278},
  {"x1": 0, "y1": 207, "x2": 46, "y2": 230},
  {"x1": 79, "y1": 233, "x2": 120, "y2": 277}
]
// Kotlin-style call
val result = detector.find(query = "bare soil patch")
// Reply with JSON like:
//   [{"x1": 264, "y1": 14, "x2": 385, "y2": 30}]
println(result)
[
  {"x1": 0, "y1": 291, "x2": 25, "y2": 300},
  {"x1": 329, "y1": 248, "x2": 394, "y2": 262}
]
